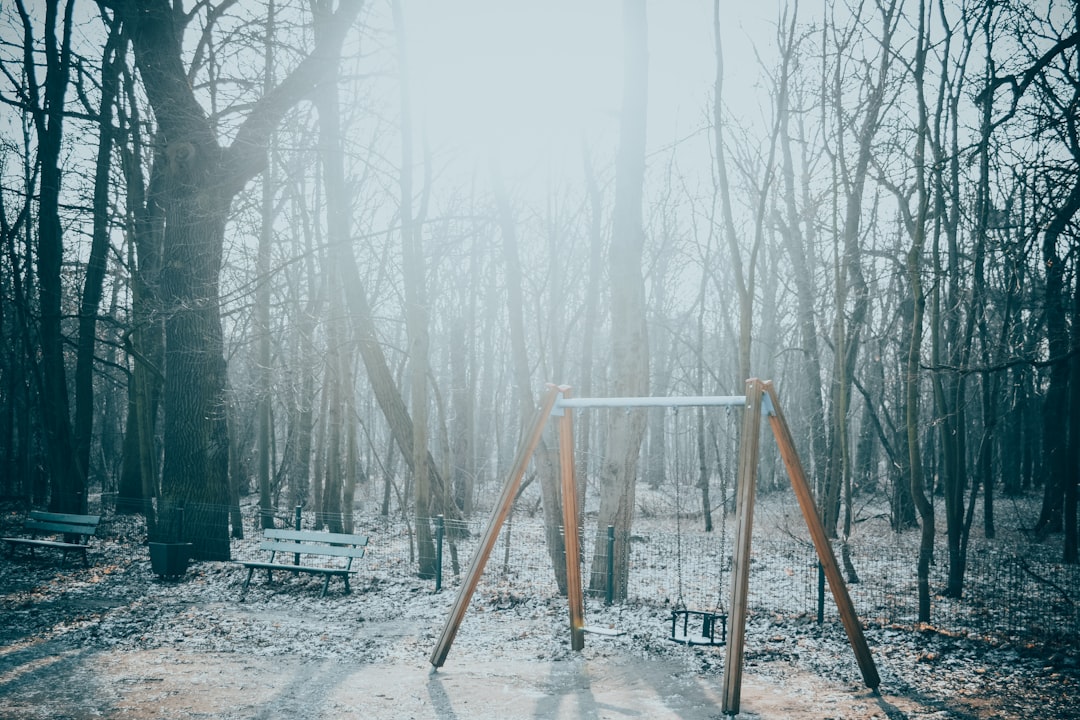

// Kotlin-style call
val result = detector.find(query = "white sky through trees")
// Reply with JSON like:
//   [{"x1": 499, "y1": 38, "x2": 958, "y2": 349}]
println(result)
[{"x1": 404, "y1": 1, "x2": 777, "y2": 187}]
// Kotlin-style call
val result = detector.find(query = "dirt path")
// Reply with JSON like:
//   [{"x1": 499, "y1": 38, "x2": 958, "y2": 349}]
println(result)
[{"x1": 0, "y1": 641, "x2": 964, "y2": 720}]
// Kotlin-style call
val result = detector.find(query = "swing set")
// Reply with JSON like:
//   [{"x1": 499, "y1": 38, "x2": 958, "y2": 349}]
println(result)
[{"x1": 430, "y1": 378, "x2": 880, "y2": 717}]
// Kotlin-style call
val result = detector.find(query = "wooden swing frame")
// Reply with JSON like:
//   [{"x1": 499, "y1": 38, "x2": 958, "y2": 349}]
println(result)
[{"x1": 429, "y1": 379, "x2": 880, "y2": 717}]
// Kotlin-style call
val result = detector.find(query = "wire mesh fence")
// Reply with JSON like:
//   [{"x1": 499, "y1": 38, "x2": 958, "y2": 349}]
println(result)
[
  {"x1": 349, "y1": 508, "x2": 1079, "y2": 647},
  {"x1": 31, "y1": 493, "x2": 1077, "y2": 649},
  {"x1": 403, "y1": 511, "x2": 1077, "y2": 648}
]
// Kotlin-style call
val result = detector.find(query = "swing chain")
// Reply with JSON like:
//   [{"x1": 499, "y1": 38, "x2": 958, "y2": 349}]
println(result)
[{"x1": 672, "y1": 407, "x2": 685, "y2": 610}]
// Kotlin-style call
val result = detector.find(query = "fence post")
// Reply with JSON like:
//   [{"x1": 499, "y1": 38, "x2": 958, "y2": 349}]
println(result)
[
  {"x1": 817, "y1": 561, "x2": 825, "y2": 624},
  {"x1": 606, "y1": 525, "x2": 615, "y2": 606},
  {"x1": 294, "y1": 505, "x2": 302, "y2": 565},
  {"x1": 435, "y1": 515, "x2": 445, "y2": 592}
]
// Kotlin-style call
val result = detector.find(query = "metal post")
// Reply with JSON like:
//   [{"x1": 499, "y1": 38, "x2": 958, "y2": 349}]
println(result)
[
  {"x1": 435, "y1": 515, "x2": 445, "y2": 592},
  {"x1": 606, "y1": 525, "x2": 615, "y2": 606},
  {"x1": 817, "y1": 561, "x2": 825, "y2": 624},
  {"x1": 294, "y1": 506, "x2": 302, "y2": 565}
]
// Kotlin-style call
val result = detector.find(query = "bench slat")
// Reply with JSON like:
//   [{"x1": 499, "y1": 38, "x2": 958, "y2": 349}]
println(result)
[
  {"x1": 262, "y1": 528, "x2": 368, "y2": 546},
  {"x1": 3, "y1": 537, "x2": 89, "y2": 550},
  {"x1": 258, "y1": 541, "x2": 366, "y2": 559},
  {"x1": 29, "y1": 511, "x2": 100, "y2": 526},
  {"x1": 23, "y1": 520, "x2": 97, "y2": 537},
  {"x1": 238, "y1": 561, "x2": 353, "y2": 575}
]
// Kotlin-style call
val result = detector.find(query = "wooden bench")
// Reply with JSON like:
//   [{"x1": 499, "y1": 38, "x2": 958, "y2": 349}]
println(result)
[
  {"x1": 237, "y1": 528, "x2": 369, "y2": 598},
  {"x1": 1, "y1": 511, "x2": 100, "y2": 567}
]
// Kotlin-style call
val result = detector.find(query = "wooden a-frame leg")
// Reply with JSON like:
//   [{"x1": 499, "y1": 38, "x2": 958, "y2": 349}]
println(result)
[
  {"x1": 429, "y1": 386, "x2": 561, "y2": 668},
  {"x1": 721, "y1": 379, "x2": 765, "y2": 717},
  {"x1": 764, "y1": 381, "x2": 880, "y2": 691}
]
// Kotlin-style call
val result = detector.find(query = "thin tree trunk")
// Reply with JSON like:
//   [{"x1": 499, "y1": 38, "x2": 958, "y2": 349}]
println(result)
[
  {"x1": 1036, "y1": 178, "x2": 1080, "y2": 536},
  {"x1": 392, "y1": 0, "x2": 437, "y2": 577},
  {"x1": 907, "y1": 0, "x2": 933, "y2": 622},
  {"x1": 19, "y1": 0, "x2": 84, "y2": 513},
  {"x1": 1064, "y1": 265, "x2": 1080, "y2": 563},
  {"x1": 491, "y1": 161, "x2": 568, "y2": 595},
  {"x1": 580, "y1": 143, "x2": 606, "y2": 515},
  {"x1": 75, "y1": 17, "x2": 123, "y2": 497},
  {"x1": 255, "y1": 0, "x2": 278, "y2": 530}
]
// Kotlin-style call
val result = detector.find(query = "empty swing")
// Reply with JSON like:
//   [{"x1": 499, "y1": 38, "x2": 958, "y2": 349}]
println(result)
[{"x1": 668, "y1": 407, "x2": 728, "y2": 646}]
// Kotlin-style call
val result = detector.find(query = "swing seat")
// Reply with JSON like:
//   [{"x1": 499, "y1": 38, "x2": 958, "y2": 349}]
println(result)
[{"x1": 669, "y1": 608, "x2": 727, "y2": 646}]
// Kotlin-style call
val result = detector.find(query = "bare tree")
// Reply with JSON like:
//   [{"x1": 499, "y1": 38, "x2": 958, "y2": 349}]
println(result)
[
  {"x1": 109, "y1": 0, "x2": 364, "y2": 556},
  {"x1": 15, "y1": 0, "x2": 84, "y2": 512},
  {"x1": 591, "y1": 0, "x2": 649, "y2": 601}
]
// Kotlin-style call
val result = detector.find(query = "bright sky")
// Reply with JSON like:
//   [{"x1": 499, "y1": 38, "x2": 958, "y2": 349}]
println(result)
[{"x1": 404, "y1": 1, "x2": 779, "y2": 186}]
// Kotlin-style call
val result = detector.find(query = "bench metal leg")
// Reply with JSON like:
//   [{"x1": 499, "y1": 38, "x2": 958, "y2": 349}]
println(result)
[
  {"x1": 320, "y1": 575, "x2": 331, "y2": 598},
  {"x1": 343, "y1": 575, "x2": 351, "y2": 594},
  {"x1": 241, "y1": 567, "x2": 255, "y2": 599}
]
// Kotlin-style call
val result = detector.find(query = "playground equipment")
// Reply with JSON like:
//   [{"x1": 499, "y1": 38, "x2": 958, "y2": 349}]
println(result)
[
  {"x1": 429, "y1": 379, "x2": 880, "y2": 717},
  {"x1": 668, "y1": 406, "x2": 729, "y2": 646}
]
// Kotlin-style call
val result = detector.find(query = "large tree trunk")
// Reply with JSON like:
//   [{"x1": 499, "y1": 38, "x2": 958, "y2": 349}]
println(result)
[
  {"x1": 590, "y1": 0, "x2": 649, "y2": 602},
  {"x1": 121, "y1": 0, "x2": 363, "y2": 556}
]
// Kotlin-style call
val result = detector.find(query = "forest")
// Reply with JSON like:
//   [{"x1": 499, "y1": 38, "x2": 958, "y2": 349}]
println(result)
[{"x1": 1, "y1": 0, "x2": 1078, "y2": 635}]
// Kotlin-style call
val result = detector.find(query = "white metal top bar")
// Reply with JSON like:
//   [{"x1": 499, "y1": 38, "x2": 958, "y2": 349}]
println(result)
[{"x1": 555, "y1": 395, "x2": 747, "y2": 409}]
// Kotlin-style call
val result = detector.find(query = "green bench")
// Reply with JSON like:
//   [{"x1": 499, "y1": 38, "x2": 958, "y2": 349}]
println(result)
[
  {"x1": 238, "y1": 528, "x2": 369, "y2": 598},
  {"x1": 2, "y1": 511, "x2": 100, "y2": 567}
]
